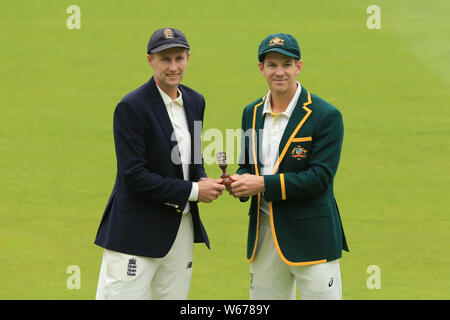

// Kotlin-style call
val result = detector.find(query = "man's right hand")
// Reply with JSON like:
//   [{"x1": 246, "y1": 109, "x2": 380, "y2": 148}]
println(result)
[
  {"x1": 225, "y1": 174, "x2": 246, "y2": 193},
  {"x1": 198, "y1": 178, "x2": 226, "y2": 203}
]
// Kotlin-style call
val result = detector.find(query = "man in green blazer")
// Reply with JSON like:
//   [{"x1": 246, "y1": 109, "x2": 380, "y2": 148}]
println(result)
[{"x1": 228, "y1": 33, "x2": 349, "y2": 300}]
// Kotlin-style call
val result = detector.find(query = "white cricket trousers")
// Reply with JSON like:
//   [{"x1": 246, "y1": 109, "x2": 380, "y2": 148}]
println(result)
[
  {"x1": 95, "y1": 212, "x2": 194, "y2": 300},
  {"x1": 250, "y1": 213, "x2": 342, "y2": 300}
]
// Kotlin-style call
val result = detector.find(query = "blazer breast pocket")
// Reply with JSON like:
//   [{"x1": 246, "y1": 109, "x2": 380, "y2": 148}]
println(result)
[{"x1": 283, "y1": 137, "x2": 312, "y2": 170}]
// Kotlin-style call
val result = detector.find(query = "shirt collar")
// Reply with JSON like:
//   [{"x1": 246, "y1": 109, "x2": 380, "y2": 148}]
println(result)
[
  {"x1": 262, "y1": 81, "x2": 302, "y2": 118},
  {"x1": 156, "y1": 84, "x2": 183, "y2": 107}
]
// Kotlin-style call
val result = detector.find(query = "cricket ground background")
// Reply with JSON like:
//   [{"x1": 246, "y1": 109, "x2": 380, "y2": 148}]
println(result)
[{"x1": 0, "y1": 0, "x2": 449, "y2": 299}]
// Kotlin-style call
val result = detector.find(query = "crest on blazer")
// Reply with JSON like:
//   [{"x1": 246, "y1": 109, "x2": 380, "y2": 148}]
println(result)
[{"x1": 291, "y1": 145, "x2": 307, "y2": 159}]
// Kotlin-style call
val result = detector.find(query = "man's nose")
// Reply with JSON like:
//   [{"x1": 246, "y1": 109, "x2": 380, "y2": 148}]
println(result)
[
  {"x1": 274, "y1": 67, "x2": 284, "y2": 77},
  {"x1": 168, "y1": 60, "x2": 178, "y2": 71}
]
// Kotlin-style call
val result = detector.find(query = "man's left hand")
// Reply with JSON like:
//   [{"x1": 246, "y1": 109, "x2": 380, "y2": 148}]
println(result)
[{"x1": 229, "y1": 174, "x2": 265, "y2": 198}]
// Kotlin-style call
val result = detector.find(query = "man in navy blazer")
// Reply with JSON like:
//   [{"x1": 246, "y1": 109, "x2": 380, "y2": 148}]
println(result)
[{"x1": 94, "y1": 28, "x2": 225, "y2": 300}]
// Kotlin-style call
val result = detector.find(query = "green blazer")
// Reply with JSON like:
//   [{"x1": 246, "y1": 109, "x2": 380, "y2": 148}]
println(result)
[{"x1": 237, "y1": 86, "x2": 349, "y2": 266}]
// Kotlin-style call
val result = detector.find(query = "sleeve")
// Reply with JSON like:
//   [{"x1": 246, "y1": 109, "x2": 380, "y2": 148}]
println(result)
[
  {"x1": 264, "y1": 108, "x2": 344, "y2": 202},
  {"x1": 188, "y1": 182, "x2": 199, "y2": 201},
  {"x1": 114, "y1": 101, "x2": 192, "y2": 208},
  {"x1": 194, "y1": 95, "x2": 208, "y2": 181},
  {"x1": 236, "y1": 107, "x2": 252, "y2": 202},
  {"x1": 236, "y1": 108, "x2": 252, "y2": 176}
]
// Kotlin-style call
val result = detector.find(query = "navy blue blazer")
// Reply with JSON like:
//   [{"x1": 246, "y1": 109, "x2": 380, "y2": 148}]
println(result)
[{"x1": 95, "y1": 77, "x2": 209, "y2": 258}]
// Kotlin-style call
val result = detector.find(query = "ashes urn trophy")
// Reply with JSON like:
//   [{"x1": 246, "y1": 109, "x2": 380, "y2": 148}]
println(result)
[{"x1": 216, "y1": 152, "x2": 234, "y2": 185}]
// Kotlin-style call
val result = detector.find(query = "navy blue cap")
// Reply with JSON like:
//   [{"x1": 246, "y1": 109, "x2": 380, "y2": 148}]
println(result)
[{"x1": 147, "y1": 28, "x2": 190, "y2": 54}]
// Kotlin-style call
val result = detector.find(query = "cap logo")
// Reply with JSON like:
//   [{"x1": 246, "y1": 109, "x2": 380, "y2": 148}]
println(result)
[
  {"x1": 269, "y1": 37, "x2": 285, "y2": 46},
  {"x1": 164, "y1": 28, "x2": 174, "y2": 39}
]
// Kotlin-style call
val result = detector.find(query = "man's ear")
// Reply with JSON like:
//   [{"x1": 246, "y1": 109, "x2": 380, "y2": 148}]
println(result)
[
  {"x1": 186, "y1": 50, "x2": 191, "y2": 62},
  {"x1": 258, "y1": 62, "x2": 264, "y2": 75},
  {"x1": 296, "y1": 59, "x2": 303, "y2": 75},
  {"x1": 147, "y1": 54, "x2": 153, "y2": 67}
]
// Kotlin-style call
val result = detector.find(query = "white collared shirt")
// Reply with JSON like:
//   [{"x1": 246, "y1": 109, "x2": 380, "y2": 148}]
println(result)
[
  {"x1": 156, "y1": 85, "x2": 198, "y2": 214},
  {"x1": 260, "y1": 81, "x2": 302, "y2": 215}
]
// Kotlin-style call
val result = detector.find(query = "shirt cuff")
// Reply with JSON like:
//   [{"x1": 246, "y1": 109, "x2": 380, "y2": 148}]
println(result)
[{"x1": 188, "y1": 182, "x2": 199, "y2": 201}]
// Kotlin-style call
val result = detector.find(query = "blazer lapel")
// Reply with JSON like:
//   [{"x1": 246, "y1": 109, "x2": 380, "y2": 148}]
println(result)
[
  {"x1": 146, "y1": 77, "x2": 183, "y2": 176},
  {"x1": 272, "y1": 86, "x2": 312, "y2": 174},
  {"x1": 147, "y1": 77, "x2": 177, "y2": 147},
  {"x1": 251, "y1": 96, "x2": 266, "y2": 176},
  {"x1": 180, "y1": 87, "x2": 197, "y2": 180}
]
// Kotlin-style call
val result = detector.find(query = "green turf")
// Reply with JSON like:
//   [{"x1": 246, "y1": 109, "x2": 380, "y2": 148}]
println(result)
[{"x1": 0, "y1": 0, "x2": 449, "y2": 299}]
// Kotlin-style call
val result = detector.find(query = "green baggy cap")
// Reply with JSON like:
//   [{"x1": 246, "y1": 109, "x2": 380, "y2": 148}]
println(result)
[{"x1": 258, "y1": 33, "x2": 301, "y2": 62}]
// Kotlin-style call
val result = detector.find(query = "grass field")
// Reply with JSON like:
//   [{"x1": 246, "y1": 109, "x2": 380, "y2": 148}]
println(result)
[{"x1": 0, "y1": 0, "x2": 449, "y2": 300}]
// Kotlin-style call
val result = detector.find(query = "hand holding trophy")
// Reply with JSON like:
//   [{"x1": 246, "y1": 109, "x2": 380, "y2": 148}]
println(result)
[{"x1": 216, "y1": 152, "x2": 250, "y2": 201}]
